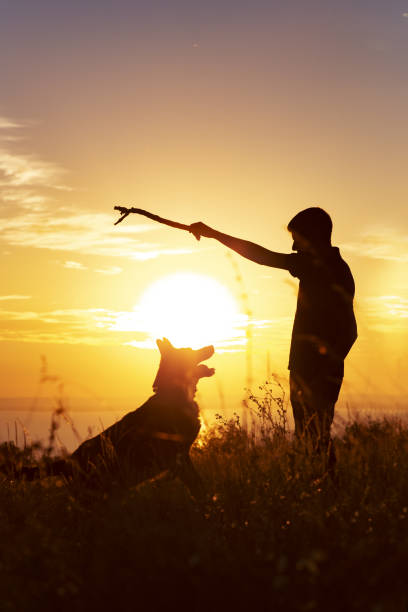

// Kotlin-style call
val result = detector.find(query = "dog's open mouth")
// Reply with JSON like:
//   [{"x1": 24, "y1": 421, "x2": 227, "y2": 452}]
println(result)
[
  {"x1": 195, "y1": 363, "x2": 215, "y2": 379},
  {"x1": 193, "y1": 345, "x2": 215, "y2": 380}
]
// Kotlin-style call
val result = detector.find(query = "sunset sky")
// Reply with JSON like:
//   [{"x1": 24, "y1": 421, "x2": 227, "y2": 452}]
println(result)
[{"x1": 0, "y1": 0, "x2": 407, "y2": 423}]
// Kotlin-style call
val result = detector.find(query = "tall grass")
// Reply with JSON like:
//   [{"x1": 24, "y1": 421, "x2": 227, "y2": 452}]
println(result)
[
  {"x1": 226, "y1": 251, "x2": 254, "y2": 431},
  {"x1": 0, "y1": 387, "x2": 407, "y2": 612}
]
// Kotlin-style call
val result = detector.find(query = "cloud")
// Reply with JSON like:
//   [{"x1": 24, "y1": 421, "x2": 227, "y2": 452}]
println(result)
[
  {"x1": 364, "y1": 295, "x2": 408, "y2": 319},
  {"x1": 0, "y1": 307, "x2": 119, "y2": 344},
  {"x1": 1, "y1": 189, "x2": 48, "y2": 211},
  {"x1": 0, "y1": 114, "x2": 196, "y2": 261},
  {"x1": 360, "y1": 295, "x2": 408, "y2": 334},
  {"x1": 0, "y1": 117, "x2": 24, "y2": 130},
  {"x1": 95, "y1": 266, "x2": 122, "y2": 275},
  {"x1": 341, "y1": 229, "x2": 408, "y2": 263},
  {"x1": 0, "y1": 304, "x2": 275, "y2": 350},
  {"x1": 124, "y1": 339, "x2": 157, "y2": 350},
  {"x1": 0, "y1": 295, "x2": 32, "y2": 301},
  {"x1": 0, "y1": 329, "x2": 112, "y2": 345},
  {"x1": 0, "y1": 310, "x2": 41, "y2": 321},
  {"x1": 123, "y1": 337, "x2": 247, "y2": 353},
  {"x1": 0, "y1": 207, "x2": 192, "y2": 259},
  {"x1": 0, "y1": 115, "x2": 65, "y2": 188},
  {"x1": 0, "y1": 150, "x2": 69, "y2": 190},
  {"x1": 64, "y1": 260, "x2": 87, "y2": 270}
]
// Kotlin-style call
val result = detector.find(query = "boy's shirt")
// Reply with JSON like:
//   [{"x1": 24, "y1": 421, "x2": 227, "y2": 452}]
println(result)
[{"x1": 287, "y1": 247, "x2": 357, "y2": 379}]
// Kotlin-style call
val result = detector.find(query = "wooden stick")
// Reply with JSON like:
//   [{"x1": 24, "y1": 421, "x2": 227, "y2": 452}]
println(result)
[{"x1": 113, "y1": 206, "x2": 200, "y2": 239}]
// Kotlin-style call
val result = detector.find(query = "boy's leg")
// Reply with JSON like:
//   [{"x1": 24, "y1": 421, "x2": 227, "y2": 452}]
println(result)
[
  {"x1": 312, "y1": 395, "x2": 335, "y2": 455},
  {"x1": 290, "y1": 372, "x2": 309, "y2": 440},
  {"x1": 290, "y1": 371, "x2": 325, "y2": 449},
  {"x1": 290, "y1": 370, "x2": 341, "y2": 456},
  {"x1": 316, "y1": 373, "x2": 342, "y2": 473}
]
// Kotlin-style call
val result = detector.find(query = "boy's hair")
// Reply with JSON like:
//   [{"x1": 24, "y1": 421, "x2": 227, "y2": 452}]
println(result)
[{"x1": 288, "y1": 207, "x2": 332, "y2": 245}]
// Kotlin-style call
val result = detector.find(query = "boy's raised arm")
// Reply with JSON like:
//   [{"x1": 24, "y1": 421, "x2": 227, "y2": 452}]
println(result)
[{"x1": 190, "y1": 222, "x2": 290, "y2": 270}]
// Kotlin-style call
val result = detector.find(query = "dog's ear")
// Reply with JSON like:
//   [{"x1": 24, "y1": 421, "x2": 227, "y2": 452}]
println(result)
[{"x1": 156, "y1": 338, "x2": 174, "y2": 355}]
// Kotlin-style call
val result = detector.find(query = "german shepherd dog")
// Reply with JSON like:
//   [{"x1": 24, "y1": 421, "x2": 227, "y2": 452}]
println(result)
[{"x1": 15, "y1": 339, "x2": 215, "y2": 495}]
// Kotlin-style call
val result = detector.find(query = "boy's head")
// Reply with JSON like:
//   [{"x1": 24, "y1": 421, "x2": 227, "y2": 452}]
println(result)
[{"x1": 288, "y1": 207, "x2": 332, "y2": 252}]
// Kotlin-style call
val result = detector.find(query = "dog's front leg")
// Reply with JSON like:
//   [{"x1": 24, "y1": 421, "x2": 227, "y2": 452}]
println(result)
[{"x1": 175, "y1": 453, "x2": 205, "y2": 500}]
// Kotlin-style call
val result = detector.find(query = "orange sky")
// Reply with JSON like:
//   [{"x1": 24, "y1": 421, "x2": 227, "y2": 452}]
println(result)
[{"x1": 0, "y1": 1, "x2": 407, "y2": 421}]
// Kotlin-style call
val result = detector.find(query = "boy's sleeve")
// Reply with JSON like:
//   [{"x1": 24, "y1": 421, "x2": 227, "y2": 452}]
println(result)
[{"x1": 287, "y1": 253, "x2": 304, "y2": 278}]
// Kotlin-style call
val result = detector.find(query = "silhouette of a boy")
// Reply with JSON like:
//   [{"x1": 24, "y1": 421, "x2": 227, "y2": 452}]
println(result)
[{"x1": 190, "y1": 208, "x2": 357, "y2": 458}]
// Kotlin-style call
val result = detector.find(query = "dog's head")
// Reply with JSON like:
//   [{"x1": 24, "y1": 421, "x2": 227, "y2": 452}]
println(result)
[{"x1": 153, "y1": 338, "x2": 215, "y2": 397}]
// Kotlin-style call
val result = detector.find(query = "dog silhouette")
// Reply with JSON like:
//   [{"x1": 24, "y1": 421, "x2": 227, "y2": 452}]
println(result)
[{"x1": 19, "y1": 338, "x2": 215, "y2": 495}]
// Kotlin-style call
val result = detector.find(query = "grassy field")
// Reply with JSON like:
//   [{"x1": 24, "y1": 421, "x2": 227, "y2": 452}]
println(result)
[{"x1": 0, "y1": 385, "x2": 407, "y2": 612}]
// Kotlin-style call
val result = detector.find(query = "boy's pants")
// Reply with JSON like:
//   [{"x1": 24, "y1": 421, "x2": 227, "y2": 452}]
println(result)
[{"x1": 289, "y1": 369, "x2": 342, "y2": 456}]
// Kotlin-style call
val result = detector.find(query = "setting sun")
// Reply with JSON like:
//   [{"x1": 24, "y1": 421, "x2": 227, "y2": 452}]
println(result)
[{"x1": 114, "y1": 273, "x2": 245, "y2": 349}]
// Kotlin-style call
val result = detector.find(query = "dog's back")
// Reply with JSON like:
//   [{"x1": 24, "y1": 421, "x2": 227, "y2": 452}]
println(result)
[{"x1": 71, "y1": 391, "x2": 201, "y2": 480}]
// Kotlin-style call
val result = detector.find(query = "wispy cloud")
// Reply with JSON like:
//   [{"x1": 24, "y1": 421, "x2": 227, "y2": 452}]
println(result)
[
  {"x1": 64, "y1": 261, "x2": 87, "y2": 270},
  {"x1": 0, "y1": 307, "x2": 118, "y2": 344},
  {"x1": 0, "y1": 329, "x2": 113, "y2": 345},
  {"x1": 124, "y1": 339, "x2": 158, "y2": 350},
  {"x1": 0, "y1": 114, "x2": 193, "y2": 261},
  {"x1": 0, "y1": 207, "x2": 191, "y2": 259},
  {"x1": 124, "y1": 337, "x2": 247, "y2": 353},
  {"x1": 95, "y1": 266, "x2": 122, "y2": 275},
  {"x1": 1, "y1": 189, "x2": 48, "y2": 211},
  {"x1": 341, "y1": 229, "x2": 408, "y2": 263},
  {"x1": 65, "y1": 261, "x2": 126, "y2": 275},
  {"x1": 0, "y1": 117, "x2": 24, "y2": 130},
  {"x1": 360, "y1": 295, "x2": 408, "y2": 334},
  {"x1": 0, "y1": 150, "x2": 69, "y2": 190},
  {"x1": 0, "y1": 310, "x2": 42, "y2": 321},
  {"x1": 0, "y1": 305, "x2": 275, "y2": 350},
  {"x1": 364, "y1": 295, "x2": 408, "y2": 319},
  {"x1": 0, "y1": 295, "x2": 32, "y2": 301},
  {"x1": 0, "y1": 115, "x2": 65, "y2": 188}
]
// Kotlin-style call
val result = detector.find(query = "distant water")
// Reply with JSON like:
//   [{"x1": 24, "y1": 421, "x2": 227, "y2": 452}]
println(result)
[
  {"x1": 0, "y1": 397, "x2": 133, "y2": 453},
  {"x1": 0, "y1": 395, "x2": 406, "y2": 453},
  {"x1": 0, "y1": 409, "x2": 127, "y2": 453}
]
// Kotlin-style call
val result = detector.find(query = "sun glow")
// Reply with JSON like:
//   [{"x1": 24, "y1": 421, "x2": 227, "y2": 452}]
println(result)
[{"x1": 118, "y1": 273, "x2": 244, "y2": 349}]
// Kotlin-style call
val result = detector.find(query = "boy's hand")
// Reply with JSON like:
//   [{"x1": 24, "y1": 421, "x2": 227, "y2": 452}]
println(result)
[{"x1": 189, "y1": 222, "x2": 216, "y2": 240}]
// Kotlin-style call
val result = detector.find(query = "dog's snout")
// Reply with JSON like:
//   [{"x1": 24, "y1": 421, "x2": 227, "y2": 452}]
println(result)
[
  {"x1": 196, "y1": 345, "x2": 215, "y2": 363},
  {"x1": 195, "y1": 365, "x2": 215, "y2": 379}
]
